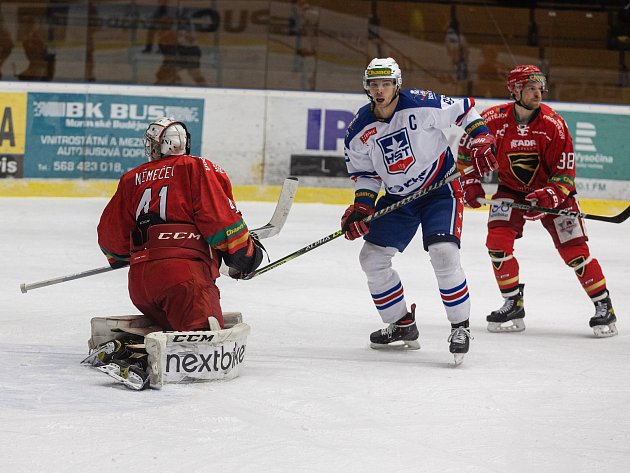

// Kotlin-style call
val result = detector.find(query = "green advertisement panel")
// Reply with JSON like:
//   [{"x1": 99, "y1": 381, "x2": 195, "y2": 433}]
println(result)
[
  {"x1": 562, "y1": 111, "x2": 630, "y2": 181},
  {"x1": 24, "y1": 92, "x2": 204, "y2": 179}
]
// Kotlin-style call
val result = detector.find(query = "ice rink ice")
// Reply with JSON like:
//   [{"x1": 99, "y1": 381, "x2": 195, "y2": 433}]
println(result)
[{"x1": 1, "y1": 196, "x2": 628, "y2": 473}]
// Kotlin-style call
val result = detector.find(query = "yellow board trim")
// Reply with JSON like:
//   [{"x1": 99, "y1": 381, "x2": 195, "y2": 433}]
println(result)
[
  {"x1": 0, "y1": 180, "x2": 627, "y2": 213},
  {"x1": 0, "y1": 179, "x2": 357, "y2": 204}
]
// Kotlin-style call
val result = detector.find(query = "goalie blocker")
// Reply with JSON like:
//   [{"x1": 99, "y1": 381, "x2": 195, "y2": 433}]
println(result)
[{"x1": 86, "y1": 312, "x2": 250, "y2": 388}]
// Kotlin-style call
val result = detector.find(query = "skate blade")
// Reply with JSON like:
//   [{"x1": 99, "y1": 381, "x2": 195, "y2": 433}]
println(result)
[
  {"x1": 96, "y1": 364, "x2": 148, "y2": 391},
  {"x1": 80, "y1": 343, "x2": 114, "y2": 365},
  {"x1": 370, "y1": 339, "x2": 421, "y2": 350},
  {"x1": 487, "y1": 318, "x2": 525, "y2": 333},
  {"x1": 452, "y1": 353, "x2": 465, "y2": 365},
  {"x1": 593, "y1": 323, "x2": 618, "y2": 338}
]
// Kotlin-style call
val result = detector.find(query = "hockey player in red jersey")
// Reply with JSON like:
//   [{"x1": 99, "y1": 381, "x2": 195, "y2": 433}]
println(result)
[
  {"x1": 458, "y1": 65, "x2": 617, "y2": 337},
  {"x1": 98, "y1": 117, "x2": 263, "y2": 333}
]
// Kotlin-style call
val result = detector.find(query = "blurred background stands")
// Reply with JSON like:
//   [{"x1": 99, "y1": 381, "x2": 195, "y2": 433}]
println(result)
[{"x1": 0, "y1": 0, "x2": 629, "y2": 104}]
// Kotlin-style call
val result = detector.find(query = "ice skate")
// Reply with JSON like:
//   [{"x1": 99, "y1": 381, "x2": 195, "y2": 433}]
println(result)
[
  {"x1": 486, "y1": 284, "x2": 525, "y2": 333},
  {"x1": 448, "y1": 320, "x2": 473, "y2": 365},
  {"x1": 370, "y1": 304, "x2": 420, "y2": 350},
  {"x1": 97, "y1": 357, "x2": 150, "y2": 391},
  {"x1": 81, "y1": 335, "x2": 143, "y2": 366},
  {"x1": 589, "y1": 297, "x2": 617, "y2": 338}
]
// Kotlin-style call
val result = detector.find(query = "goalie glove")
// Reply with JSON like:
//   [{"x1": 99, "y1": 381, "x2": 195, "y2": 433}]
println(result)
[
  {"x1": 341, "y1": 203, "x2": 375, "y2": 240},
  {"x1": 226, "y1": 234, "x2": 266, "y2": 279},
  {"x1": 469, "y1": 133, "x2": 498, "y2": 176},
  {"x1": 460, "y1": 177, "x2": 485, "y2": 209},
  {"x1": 524, "y1": 186, "x2": 563, "y2": 221}
]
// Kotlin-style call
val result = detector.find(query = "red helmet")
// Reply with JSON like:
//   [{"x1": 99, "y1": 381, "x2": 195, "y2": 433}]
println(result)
[{"x1": 507, "y1": 65, "x2": 546, "y2": 96}]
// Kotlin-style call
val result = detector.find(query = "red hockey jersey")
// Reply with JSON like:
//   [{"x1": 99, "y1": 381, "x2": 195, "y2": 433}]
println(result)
[
  {"x1": 98, "y1": 154, "x2": 251, "y2": 266},
  {"x1": 458, "y1": 102, "x2": 575, "y2": 198}
]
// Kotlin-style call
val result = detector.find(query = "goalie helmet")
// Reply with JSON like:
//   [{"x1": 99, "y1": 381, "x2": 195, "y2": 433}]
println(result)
[
  {"x1": 507, "y1": 65, "x2": 547, "y2": 97},
  {"x1": 144, "y1": 117, "x2": 190, "y2": 161},
  {"x1": 363, "y1": 57, "x2": 402, "y2": 91}
]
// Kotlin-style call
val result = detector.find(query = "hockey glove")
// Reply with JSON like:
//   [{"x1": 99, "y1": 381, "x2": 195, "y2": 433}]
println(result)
[
  {"x1": 341, "y1": 203, "x2": 375, "y2": 240},
  {"x1": 524, "y1": 186, "x2": 562, "y2": 221},
  {"x1": 469, "y1": 133, "x2": 498, "y2": 176},
  {"x1": 460, "y1": 177, "x2": 485, "y2": 209},
  {"x1": 109, "y1": 260, "x2": 130, "y2": 269},
  {"x1": 226, "y1": 233, "x2": 267, "y2": 279}
]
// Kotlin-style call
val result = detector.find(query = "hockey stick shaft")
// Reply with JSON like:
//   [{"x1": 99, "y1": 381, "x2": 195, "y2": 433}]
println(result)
[
  {"x1": 243, "y1": 166, "x2": 474, "y2": 280},
  {"x1": 20, "y1": 177, "x2": 299, "y2": 293},
  {"x1": 478, "y1": 198, "x2": 630, "y2": 223},
  {"x1": 20, "y1": 266, "x2": 115, "y2": 293}
]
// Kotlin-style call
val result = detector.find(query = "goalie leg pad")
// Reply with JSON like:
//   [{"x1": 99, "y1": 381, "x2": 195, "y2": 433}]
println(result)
[
  {"x1": 88, "y1": 314, "x2": 161, "y2": 350},
  {"x1": 88, "y1": 312, "x2": 243, "y2": 350},
  {"x1": 144, "y1": 322, "x2": 251, "y2": 388}
]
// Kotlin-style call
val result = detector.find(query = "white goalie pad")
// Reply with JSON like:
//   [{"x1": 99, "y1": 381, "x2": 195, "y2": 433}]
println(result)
[
  {"x1": 87, "y1": 312, "x2": 243, "y2": 349},
  {"x1": 88, "y1": 314, "x2": 159, "y2": 350},
  {"x1": 144, "y1": 322, "x2": 251, "y2": 388}
]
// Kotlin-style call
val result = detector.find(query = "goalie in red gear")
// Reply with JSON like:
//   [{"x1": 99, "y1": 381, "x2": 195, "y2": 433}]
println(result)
[
  {"x1": 457, "y1": 65, "x2": 617, "y2": 337},
  {"x1": 98, "y1": 117, "x2": 263, "y2": 333}
]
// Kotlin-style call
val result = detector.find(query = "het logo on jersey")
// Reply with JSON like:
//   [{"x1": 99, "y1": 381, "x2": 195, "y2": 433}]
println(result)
[{"x1": 377, "y1": 129, "x2": 416, "y2": 174}]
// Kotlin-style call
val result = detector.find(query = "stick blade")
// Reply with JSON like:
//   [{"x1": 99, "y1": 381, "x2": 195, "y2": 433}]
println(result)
[
  {"x1": 610, "y1": 204, "x2": 630, "y2": 224},
  {"x1": 250, "y1": 177, "x2": 298, "y2": 239},
  {"x1": 585, "y1": 203, "x2": 630, "y2": 223}
]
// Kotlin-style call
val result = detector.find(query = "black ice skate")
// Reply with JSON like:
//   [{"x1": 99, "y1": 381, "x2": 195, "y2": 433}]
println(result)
[
  {"x1": 486, "y1": 284, "x2": 525, "y2": 333},
  {"x1": 589, "y1": 296, "x2": 617, "y2": 338},
  {"x1": 81, "y1": 335, "x2": 144, "y2": 366},
  {"x1": 448, "y1": 320, "x2": 473, "y2": 365},
  {"x1": 370, "y1": 304, "x2": 420, "y2": 350}
]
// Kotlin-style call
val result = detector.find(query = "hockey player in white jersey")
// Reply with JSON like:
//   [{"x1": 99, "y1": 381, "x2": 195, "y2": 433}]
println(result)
[{"x1": 341, "y1": 57, "x2": 497, "y2": 364}]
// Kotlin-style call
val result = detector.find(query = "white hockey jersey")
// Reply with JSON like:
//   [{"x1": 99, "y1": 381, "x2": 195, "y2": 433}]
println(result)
[{"x1": 344, "y1": 89, "x2": 487, "y2": 198}]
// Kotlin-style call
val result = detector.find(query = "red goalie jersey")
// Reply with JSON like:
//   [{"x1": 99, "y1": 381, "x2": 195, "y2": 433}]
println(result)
[
  {"x1": 458, "y1": 102, "x2": 576, "y2": 199},
  {"x1": 98, "y1": 154, "x2": 255, "y2": 272},
  {"x1": 98, "y1": 153, "x2": 261, "y2": 331},
  {"x1": 98, "y1": 117, "x2": 263, "y2": 332}
]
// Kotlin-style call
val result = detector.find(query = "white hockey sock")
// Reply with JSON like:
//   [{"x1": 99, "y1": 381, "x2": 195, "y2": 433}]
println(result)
[
  {"x1": 428, "y1": 242, "x2": 470, "y2": 325},
  {"x1": 360, "y1": 242, "x2": 407, "y2": 323}
]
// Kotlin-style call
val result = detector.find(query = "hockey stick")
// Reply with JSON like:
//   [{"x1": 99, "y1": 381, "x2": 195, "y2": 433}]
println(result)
[
  {"x1": 242, "y1": 166, "x2": 474, "y2": 280},
  {"x1": 20, "y1": 177, "x2": 299, "y2": 293},
  {"x1": 20, "y1": 266, "x2": 117, "y2": 293},
  {"x1": 249, "y1": 177, "x2": 298, "y2": 239},
  {"x1": 478, "y1": 198, "x2": 630, "y2": 224}
]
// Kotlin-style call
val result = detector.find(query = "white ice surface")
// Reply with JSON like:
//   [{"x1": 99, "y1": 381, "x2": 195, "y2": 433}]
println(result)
[{"x1": 1, "y1": 197, "x2": 628, "y2": 473}]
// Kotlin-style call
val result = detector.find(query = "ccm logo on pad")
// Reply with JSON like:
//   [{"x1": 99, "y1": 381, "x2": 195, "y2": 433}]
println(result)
[{"x1": 158, "y1": 232, "x2": 202, "y2": 240}]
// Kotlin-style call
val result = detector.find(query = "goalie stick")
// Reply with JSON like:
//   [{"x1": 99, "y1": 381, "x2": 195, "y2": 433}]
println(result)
[
  {"x1": 242, "y1": 166, "x2": 475, "y2": 280},
  {"x1": 20, "y1": 177, "x2": 299, "y2": 293},
  {"x1": 477, "y1": 198, "x2": 630, "y2": 224},
  {"x1": 249, "y1": 176, "x2": 298, "y2": 239}
]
